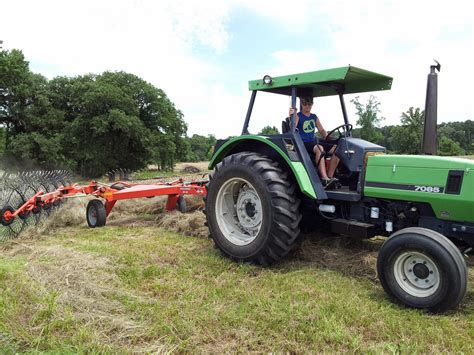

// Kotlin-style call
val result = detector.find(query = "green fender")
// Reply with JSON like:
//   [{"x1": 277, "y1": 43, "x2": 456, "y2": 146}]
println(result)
[{"x1": 208, "y1": 135, "x2": 317, "y2": 199}]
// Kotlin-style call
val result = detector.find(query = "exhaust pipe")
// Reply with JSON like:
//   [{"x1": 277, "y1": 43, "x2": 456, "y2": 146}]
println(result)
[{"x1": 422, "y1": 60, "x2": 441, "y2": 155}]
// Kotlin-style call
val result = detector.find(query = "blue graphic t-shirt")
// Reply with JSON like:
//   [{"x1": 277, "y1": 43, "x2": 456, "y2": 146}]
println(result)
[{"x1": 296, "y1": 112, "x2": 318, "y2": 142}]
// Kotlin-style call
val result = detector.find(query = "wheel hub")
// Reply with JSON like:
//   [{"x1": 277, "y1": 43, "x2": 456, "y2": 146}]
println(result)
[
  {"x1": 394, "y1": 251, "x2": 440, "y2": 297},
  {"x1": 236, "y1": 187, "x2": 261, "y2": 229},
  {"x1": 88, "y1": 208, "x2": 97, "y2": 225},
  {"x1": 1, "y1": 206, "x2": 14, "y2": 226},
  {"x1": 413, "y1": 263, "x2": 430, "y2": 279}
]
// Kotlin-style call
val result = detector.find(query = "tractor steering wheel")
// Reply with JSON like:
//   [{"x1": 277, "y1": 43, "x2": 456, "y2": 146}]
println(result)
[{"x1": 324, "y1": 124, "x2": 353, "y2": 143}]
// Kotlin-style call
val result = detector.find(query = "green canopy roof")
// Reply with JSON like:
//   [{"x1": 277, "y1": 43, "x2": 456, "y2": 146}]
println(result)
[{"x1": 248, "y1": 66, "x2": 392, "y2": 97}]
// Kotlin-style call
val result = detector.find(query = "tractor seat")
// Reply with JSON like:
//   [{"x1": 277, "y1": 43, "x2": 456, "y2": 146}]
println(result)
[{"x1": 282, "y1": 117, "x2": 290, "y2": 134}]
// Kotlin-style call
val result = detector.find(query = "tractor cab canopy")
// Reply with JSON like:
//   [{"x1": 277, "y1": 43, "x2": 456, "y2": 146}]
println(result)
[
  {"x1": 248, "y1": 66, "x2": 393, "y2": 97},
  {"x1": 242, "y1": 66, "x2": 392, "y2": 135}
]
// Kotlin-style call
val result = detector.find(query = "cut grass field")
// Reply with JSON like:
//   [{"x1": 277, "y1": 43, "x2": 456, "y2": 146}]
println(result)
[
  {"x1": 0, "y1": 199, "x2": 473, "y2": 352},
  {"x1": 1, "y1": 160, "x2": 473, "y2": 352}
]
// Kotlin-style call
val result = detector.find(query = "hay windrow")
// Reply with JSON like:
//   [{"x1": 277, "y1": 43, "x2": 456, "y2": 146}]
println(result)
[
  {"x1": 17, "y1": 193, "x2": 207, "y2": 238},
  {"x1": 155, "y1": 210, "x2": 208, "y2": 238},
  {"x1": 295, "y1": 233, "x2": 381, "y2": 280}
]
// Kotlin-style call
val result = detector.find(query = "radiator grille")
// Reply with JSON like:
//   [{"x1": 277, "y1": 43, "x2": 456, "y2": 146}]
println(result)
[{"x1": 445, "y1": 170, "x2": 464, "y2": 194}]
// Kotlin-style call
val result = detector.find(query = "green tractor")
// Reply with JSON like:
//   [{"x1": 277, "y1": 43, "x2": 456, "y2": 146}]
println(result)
[{"x1": 205, "y1": 64, "x2": 472, "y2": 312}]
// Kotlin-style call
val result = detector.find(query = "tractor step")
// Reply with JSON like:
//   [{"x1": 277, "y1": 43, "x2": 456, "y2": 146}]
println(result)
[
  {"x1": 330, "y1": 218, "x2": 375, "y2": 239},
  {"x1": 325, "y1": 188, "x2": 361, "y2": 201}
]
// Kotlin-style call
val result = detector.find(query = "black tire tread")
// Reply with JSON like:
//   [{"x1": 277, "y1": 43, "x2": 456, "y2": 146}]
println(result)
[
  {"x1": 377, "y1": 227, "x2": 467, "y2": 312},
  {"x1": 86, "y1": 199, "x2": 107, "y2": 228},
  {"x1": 206, "y1": 152, "x2": 302, "y2": 265}
]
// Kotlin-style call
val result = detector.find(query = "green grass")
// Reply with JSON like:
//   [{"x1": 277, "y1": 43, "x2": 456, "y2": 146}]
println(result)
[{"x1": 0, "y1": 224, "x2": 472, "y2": 353}]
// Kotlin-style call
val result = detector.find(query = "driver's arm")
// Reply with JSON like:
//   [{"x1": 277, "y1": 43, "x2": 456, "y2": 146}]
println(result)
[{"x1": 316, "y1": 119, "x2": 328, "y2": 140}]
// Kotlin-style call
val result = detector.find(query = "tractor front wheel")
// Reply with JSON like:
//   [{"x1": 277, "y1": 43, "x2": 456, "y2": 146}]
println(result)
[
  {"x1": 377, "y1": 227, "x2": 467, "y2": 312},
  {"x1": 86, "y1": 199, "x2": 107, "y2": 228},
  {"x1": 205, "y1": 152, "x2": 301, "y2": 265}
]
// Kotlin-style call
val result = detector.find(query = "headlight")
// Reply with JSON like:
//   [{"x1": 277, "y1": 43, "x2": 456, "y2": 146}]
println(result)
[{"x1": 263, "y1": 75, "x2": 272, "y2": 85}]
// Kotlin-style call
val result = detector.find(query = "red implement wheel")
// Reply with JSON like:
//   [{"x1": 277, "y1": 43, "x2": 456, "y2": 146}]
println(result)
[
  {"x1": 86, "y1": 200, "x2": 107, "y2": 228},
  {"x1": 176, "y1": 195, "x2": 186, "y2": 213}
]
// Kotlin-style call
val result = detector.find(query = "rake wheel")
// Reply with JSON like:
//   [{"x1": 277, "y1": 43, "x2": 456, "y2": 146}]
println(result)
[{"x1": 0, "y1": 184, "x2": 27, "y2": 241}]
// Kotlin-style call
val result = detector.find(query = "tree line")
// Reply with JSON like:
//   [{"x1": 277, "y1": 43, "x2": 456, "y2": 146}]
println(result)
[
  {"x1": 349, "y1": 96, "x2": 473, "y2": 156},
  {"x1": 0, "y1": 49, "x2": 215, "y2": 176}
]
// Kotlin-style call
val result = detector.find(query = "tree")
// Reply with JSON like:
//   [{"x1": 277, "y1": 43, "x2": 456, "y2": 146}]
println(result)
[
  {"x1": 1, "y1": 49, "x2": 71, "y2": 169},
  {"x1": 55, "y1": 72, "x2": 177, "y2": 176},
  {"x1": 48, "y1": 71, "x2": 188, "y2": 175},
  {"x1": 391, "y1": 107, "x2": 424, "y2": 154},
  {"x1": 65, "y1": 108, "x2": 153, "y2": 176},
  {"x1": 0, "y1": 49, "x2": 31, "y2": 130},
  {"x1": 94, "y1": 72, "x2": 188, "y2": 170},
  {"x1": 259, "y1": 125, "x2": 280, "y2": 135},
  {"x1": 184, "y1": 134, "x2": 216, "y2": 162},
  {"x1": 0, "y1": 49, "x2": 34, "y2": 152},
  {"x1": 439, "y1": 136, "x2": 465, "y2": 156},
  {"x1": 1, "y1": 49, "x2": 188, "y2": 176},
  {"x1": 351, "y1": 95, "x2": 384, "y2": 144},
  {"x1": 438, "y1": 120, "x2": 473, "y2": 154}
]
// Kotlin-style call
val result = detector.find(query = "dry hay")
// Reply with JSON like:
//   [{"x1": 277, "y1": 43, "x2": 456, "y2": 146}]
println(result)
[
  {"x1": 107, "y1": 195, "x2": 207, "y2": 237},
  {"x1": 293, "y1": 232, "x2": 382, "y2": 281},
  {"x1": 18, "y1": 199, "x2": 89, "y2": 240},
  {"x1": 174, "y1": 161, "x2": 209, "y2": 172},
  {"x1": 181, "y1": 165, "x2": 201, "y2": 174},
  {"x1": 155, "y1": 210, "x2": 208, "y2": 238}
]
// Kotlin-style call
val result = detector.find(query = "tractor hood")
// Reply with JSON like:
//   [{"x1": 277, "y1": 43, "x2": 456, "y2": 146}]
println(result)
[
  {"x1": 364, "y1": 154, "x2": 474, "y2": 223},
  {"x1": 367, "y1": 155, "x2": 474, "y2": 170}
]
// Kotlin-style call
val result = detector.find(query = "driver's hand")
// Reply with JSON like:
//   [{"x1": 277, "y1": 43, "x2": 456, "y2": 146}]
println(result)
[{"x1": 289, "y1": 107, "x2": 297, "y2": 116}]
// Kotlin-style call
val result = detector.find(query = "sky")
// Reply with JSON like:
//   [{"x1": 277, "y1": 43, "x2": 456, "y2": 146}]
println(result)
[{"x1": 1, "y1": 0, "x2": 472, "y2": 137}]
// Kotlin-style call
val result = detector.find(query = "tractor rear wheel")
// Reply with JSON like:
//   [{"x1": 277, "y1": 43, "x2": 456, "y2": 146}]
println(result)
[
  {"x1": 377, "y1": 227, "x2": 467, "y2": 312},
  {"x1": 205, "y1": 152, "x2": 301, "y2": 265},
  {"x1": 86, "y1": 199, "x2": 107, "y2": 228}
]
